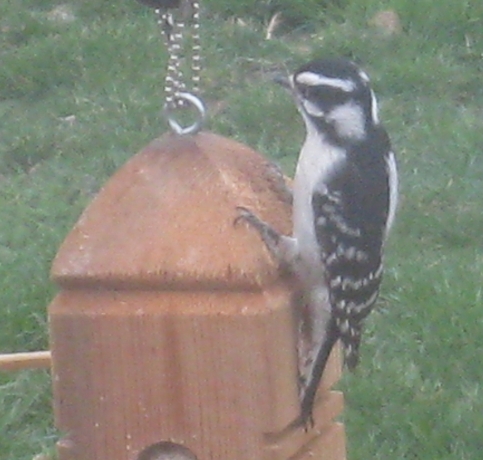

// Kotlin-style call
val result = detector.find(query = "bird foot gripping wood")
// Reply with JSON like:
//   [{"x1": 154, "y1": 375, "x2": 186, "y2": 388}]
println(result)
[
  {"x1": 234, "y1": 206, "x2": 299, "y2": 274},
  {"x1": 234, "y1": 207, "x2": 282, "y2": 258},
  {"x1": 285, "y1": 410, "x2": 315, "y2": 433}
]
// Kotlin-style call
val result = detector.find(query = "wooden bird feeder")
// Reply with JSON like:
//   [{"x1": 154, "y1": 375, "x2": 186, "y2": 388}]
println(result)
[{"x1": 44, "y1": 132, "x2": 346, "y2": 460}]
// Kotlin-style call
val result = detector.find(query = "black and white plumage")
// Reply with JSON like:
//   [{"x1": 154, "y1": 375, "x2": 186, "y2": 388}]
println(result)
[{"x1": 237, "y1": 58, "x2": 397, "y2": 427}]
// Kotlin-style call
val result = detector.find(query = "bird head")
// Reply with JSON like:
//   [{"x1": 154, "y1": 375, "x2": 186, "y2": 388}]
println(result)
[{"x1": 275, "y1": 58, "x2": 380, "y2": 143}]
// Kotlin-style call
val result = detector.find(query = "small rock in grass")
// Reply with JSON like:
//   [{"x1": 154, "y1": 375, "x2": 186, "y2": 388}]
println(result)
[{"x1": 369, "y1": 10, "x2": 402, "y2": 36}]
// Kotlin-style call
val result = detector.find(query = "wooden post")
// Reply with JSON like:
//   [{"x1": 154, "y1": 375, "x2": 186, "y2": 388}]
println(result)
[{"x1": 48, "y1": 132, "x2": 346, "y2": 460}]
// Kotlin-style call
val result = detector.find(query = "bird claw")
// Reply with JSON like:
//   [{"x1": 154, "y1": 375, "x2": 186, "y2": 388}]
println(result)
[
  {"x1": 234, "y1": 207, "x2": 281, "y2": 250},
  {"x1": 287, "y1": 410, "x2": 315, "y2": 432},
  {"x1": 234, "y1": 207, "x2": 271, "y2": 238},
  {"x1": 233, "y1": 206, "x2": 259, "y2": 228},
  {"x1": 303, "y1": 412, "x2": 315, "y2": 431}
]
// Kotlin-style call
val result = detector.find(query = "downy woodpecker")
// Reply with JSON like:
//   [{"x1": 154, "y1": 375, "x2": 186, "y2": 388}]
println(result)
[{"x1": 236, "y1": 58, "x2": 398, "y2": 427}]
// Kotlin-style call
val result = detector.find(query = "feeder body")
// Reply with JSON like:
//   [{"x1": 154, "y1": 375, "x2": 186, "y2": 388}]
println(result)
[{"x1": 48, "y1": 133, "x2": 345, "y2": 460}]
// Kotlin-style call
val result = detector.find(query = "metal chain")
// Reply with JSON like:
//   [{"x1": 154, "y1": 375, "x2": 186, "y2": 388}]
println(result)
[
  {"x1": 155, "y1": 1, "x2": 202, "y2": 109},
  {"x1": 136, "y1": 0, "x2": 206, "y2": 134},
  {"x1": 191, "y1": 1, "x2": 201, "y2": 95}
]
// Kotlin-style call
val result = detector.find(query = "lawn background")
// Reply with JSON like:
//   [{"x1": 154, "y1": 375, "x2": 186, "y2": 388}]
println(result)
[{"x1": 1, "y1": 0, "x2": 483, "y2": 459}]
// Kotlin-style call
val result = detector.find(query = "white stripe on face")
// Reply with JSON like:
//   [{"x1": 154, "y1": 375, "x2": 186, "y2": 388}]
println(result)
[
  {"x1": 295, "y1": 71, "x2": 356, "y2": 92},
  {"x1": 370, "y1": 89, "x2": 380, "y2": 125},
  {"x1": 358, "y1": 70, "x2": 370, "y2": 84},
  {"x1": 385, "y1": 151, "x2": 398, "y2": 236}
]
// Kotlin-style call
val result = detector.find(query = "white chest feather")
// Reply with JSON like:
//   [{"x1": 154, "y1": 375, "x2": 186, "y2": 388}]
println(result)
[{"x1": 292, "y1": 120, "x2": 346, "y2": 280}]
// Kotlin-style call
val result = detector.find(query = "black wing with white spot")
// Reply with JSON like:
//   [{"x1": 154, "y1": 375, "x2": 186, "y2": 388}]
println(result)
[{"x1": 313, "y1": 128, "x2": 391, "y2": 368}]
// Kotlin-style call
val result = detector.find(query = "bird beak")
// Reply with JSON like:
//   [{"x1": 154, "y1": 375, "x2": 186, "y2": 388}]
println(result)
[{"x1": 272, "y1": 74, "x2": 291, "y2": 90}]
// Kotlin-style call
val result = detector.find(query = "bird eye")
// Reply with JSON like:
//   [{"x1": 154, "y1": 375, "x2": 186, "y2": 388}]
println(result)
[{"x1": 299, "y1": 85, "x2": 312, "y2": 99}]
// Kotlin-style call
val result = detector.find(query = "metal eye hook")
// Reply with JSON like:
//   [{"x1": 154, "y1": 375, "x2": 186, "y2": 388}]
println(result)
[{"x1": 164, "y1": 92, "x2": 206, "y2": 135}]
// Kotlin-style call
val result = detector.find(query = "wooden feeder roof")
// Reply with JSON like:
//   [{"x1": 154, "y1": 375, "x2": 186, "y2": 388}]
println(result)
[{"x1": 51, "y1": 132, "x2": 292, "y2": 291}]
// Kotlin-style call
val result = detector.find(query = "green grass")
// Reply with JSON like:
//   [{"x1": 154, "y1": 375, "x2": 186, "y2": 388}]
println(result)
[{"x1": 1, "y1": 0, "x2": 483, "y2": 459}]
